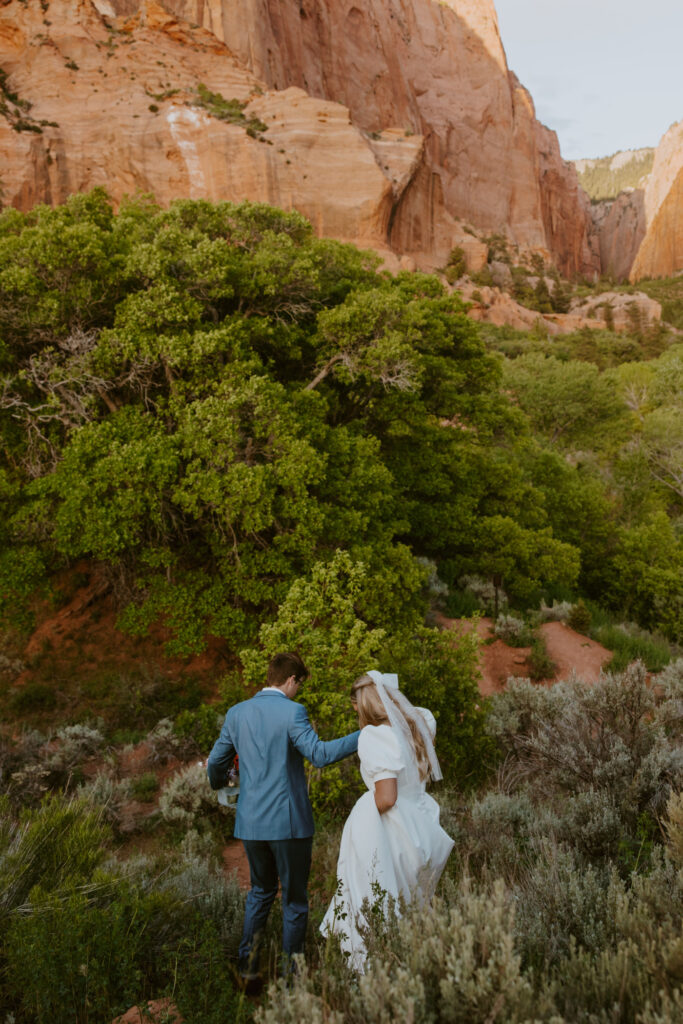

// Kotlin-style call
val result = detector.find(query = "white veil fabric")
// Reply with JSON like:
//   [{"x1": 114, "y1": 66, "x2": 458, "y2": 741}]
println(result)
[{"x1": 366, "y1": 670, "x2": 443, "y2": 783}]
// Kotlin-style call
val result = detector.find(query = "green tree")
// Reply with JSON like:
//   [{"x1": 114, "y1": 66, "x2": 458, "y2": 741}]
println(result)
[
  {"x1": 503, "y1": 353, "x2": 625, "y2": 447},
  {"x1": 241, "y1": 551, "x2": 487, "y2": 806}
]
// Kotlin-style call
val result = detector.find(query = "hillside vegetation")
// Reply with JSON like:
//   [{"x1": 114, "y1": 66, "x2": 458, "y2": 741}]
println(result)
[
  {"x1": 1, "y1": 190, "x2": 681, "y2": 654},
  {"x1": 1, "y1": 192, "x2": 682, "y2": 1021},
  {"x1": 575, "y1": 148, "x2": 654, "y2": 200}
]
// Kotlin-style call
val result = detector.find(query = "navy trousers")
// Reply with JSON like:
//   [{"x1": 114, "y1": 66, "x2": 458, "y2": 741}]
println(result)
[{"x1": 238, "y1": 836, "x2": 313, "y2": 977}]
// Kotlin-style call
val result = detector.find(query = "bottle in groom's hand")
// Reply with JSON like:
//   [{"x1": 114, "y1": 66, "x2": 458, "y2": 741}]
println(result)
[{"x1": 218, "y1": 754, "x2": 239, "y2": 806}]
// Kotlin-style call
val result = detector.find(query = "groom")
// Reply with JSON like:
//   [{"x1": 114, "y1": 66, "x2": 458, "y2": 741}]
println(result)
[{"x1": 207, "y1": 651, "x2": 360, "y2": 988}]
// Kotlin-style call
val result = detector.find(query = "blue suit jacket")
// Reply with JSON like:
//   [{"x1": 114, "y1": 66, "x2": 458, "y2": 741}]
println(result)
[{"x1": 207, "y1": 690, "x2": 360, "y2": 840}]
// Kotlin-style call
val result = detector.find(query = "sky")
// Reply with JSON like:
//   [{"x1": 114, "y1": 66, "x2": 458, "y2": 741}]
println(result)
[{"x1": 494, "y1": 0, "x2": 683, "y2": 161}]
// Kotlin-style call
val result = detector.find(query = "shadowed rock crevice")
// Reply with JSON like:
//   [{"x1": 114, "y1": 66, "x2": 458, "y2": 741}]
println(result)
[{"x1": 592, "y1": 189, "x2": 646, "y2": 282}]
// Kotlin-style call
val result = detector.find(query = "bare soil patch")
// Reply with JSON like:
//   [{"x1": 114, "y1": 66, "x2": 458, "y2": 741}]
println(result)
[
  {"x1": 222, "y1": 840, "x2": 251, "y2": 888},
  {"x1": 438, "y1": 615, "x2": 612, "y2": 694},
  {"x1": 539, "y1": 620, "x2": 612, "y2": 683}
]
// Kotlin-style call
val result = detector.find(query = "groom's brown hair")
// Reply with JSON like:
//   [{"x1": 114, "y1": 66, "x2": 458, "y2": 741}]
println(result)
[{"x1": 267, "y1": 652, "x2": 309, "y2": 688}]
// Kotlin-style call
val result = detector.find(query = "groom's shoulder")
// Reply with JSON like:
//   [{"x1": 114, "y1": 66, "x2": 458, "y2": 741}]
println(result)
[
  {"x1": 226, "y1": 693, "x2": 263, "y2": 718},
  {"x1": 228, "y1": 691, "x2": 296, "y2": 718}
]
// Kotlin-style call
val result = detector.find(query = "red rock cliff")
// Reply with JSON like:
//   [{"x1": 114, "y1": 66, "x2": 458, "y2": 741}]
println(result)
[
  {"x1": 0, "y1": 0, "x2": 600, "y2": 276},
  {"x1": 630, "y1": 120, "x2": 683, "y2": 281},
  {"x1": 154, "y1": 0, "x2": 599, "y2": 275}
]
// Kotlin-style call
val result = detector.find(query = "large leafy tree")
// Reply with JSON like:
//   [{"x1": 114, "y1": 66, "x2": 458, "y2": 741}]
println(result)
[{"x1": 0, "y1": 190, "x2": 649, "y2": 650}]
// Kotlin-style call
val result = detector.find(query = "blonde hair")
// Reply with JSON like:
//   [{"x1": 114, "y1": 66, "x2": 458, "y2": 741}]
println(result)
[{"x1": 351, "y1": 673, "x2": 430, "y2": 782}]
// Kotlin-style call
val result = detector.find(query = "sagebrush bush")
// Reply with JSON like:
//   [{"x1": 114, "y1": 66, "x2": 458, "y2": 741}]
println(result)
[
  {"x1": 464, "y1": 790, "x2": 545, "y2": 881},
  {"x1": 144, "y1": 717, "x2": 191, "y2": 764},
  {"x1": 7, "y1": 760, "x2": 51, "y2": 806},
  {"x1": 52, "y1": 721, "x2": 105, "y2": 769},
  {"x1": 260, "y1": 879, "x2": 540, "y2": 1024},
  {"x1": 260, "y1": 823, "x2": 683, "y2": 1023},
  {"x1": 487, "y1": 662, "x2": 683, "y2": 859},
  {"x1": 158, "y1": 761, "x2": 225, "y2": 826},
  {"x1": 538, "y1": 600, "x2": 572, "y2": 623},
  {"x1": 78, "y1": 771, "x2": 133, "y2": 830},
  {"x1": 515, "y1": 843, "x2": 623, "y2": 968},
  {"x1": 494, "y1": 614, "x2": 532, "y2": 646},
  {"x1": 459, "y1": 574, "x2": 508, "y2": 615}
]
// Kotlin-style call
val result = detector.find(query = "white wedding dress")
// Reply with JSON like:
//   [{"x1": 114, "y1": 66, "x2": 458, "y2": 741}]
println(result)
[{"x1": 320, "y1": 712, "x2": 454, "y2": 970}]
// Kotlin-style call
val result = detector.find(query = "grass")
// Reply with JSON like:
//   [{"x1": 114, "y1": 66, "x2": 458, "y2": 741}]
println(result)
[
  {"x1": 443, "y1": 589, "x2": 482, "y2": 618},
  {"x1": 593, "y1": 624, "x2": 673, "y2": 673},
  {"x1": 527, "y1": 634, "x2": 556, "y2": 681},
  {"x1": 583, "y1": 599, "x2": 675, "y2": 672}
]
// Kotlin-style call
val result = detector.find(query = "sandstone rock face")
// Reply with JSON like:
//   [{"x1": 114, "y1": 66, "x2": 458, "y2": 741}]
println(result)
[
  {"x1": 533, "y1": 118, "x2": 600, "y2": 278},
  {"x1": 630, "y1": 120, "x2": 683, "y2": 281},
  {"x1": 0, "y1": 0, "x2": 600, "y2": 277},
  {"x1": 158, "y1": 0, "x2": 599, "y2": 275},
  {"x1": 593, "y1": 121, "x2": 683, "y2": 283},
  {"x1": 0, "y1": 0, "x2": 422, "y2": 254}
]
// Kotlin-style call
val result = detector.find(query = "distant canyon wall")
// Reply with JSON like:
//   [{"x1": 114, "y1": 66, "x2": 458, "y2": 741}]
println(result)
[
  {"x1": 0, "y1": 0, "x2": 600, "y2": 276},
  {"x1": 588, "y1": 122, "x2": 683, "y2": 282}
]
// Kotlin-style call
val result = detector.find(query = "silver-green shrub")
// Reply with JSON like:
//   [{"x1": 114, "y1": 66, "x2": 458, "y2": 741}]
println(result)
[
  {"x1": 538, "y1": 600, "x2": 573, "y2": 623},
  {"x1": 78, "y1": 772, "x2": 132, "y2": 830},
  {"x1": 515, "y1": 843, "x2": 623, "y2": 967},
  {"x1": 158, "y1": 761, "x2": 222, "y2": 826},
  {"x1": 487, "y1": 662, "x2": 683, "y2": 857},
  {"x1": 144, "y1": 717, "x2": 189, "y2": 764},
  {"x1": 494, "y1": 614, "x2": 532, "y2": 645},
  {"x1": 259, "y1": 879, "x2": 540, "y2": 1024},
  {"x1": 51, "y1": 723, "x2": 105, "y2": 771},
  {"x1": 459, "y1": 574, "x2": 508, "y2": 615}
]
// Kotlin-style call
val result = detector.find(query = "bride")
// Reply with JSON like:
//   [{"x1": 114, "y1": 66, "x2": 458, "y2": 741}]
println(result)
[{"x1": 320, "y1": 670, "x2": 454, "y2": 970}]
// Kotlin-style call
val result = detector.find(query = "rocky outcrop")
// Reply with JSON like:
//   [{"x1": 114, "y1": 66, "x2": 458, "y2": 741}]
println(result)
[
  {"x1": 0, "y1": 0, "x2": 600, "y2": 276},
  {"x1": 569, "y1": 291, "x2": 661, "y2": 332},
  {"x1": 457, "y1": 281, "x2": 605, "y2": 336},
  {"x1": 0, "y1": 0, "x2": 422, "y2": 256},
  {"x1": 454, "y1": 280, "x2": 660, "y2": 335},
  {"x1": 534, "y1": 118, "x2": 600, "y2": 279}
]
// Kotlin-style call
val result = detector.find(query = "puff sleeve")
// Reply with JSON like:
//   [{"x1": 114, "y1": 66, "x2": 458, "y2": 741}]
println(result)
[{"x1": 358, "y1": 724, "x2": 405, "y2": 784}]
